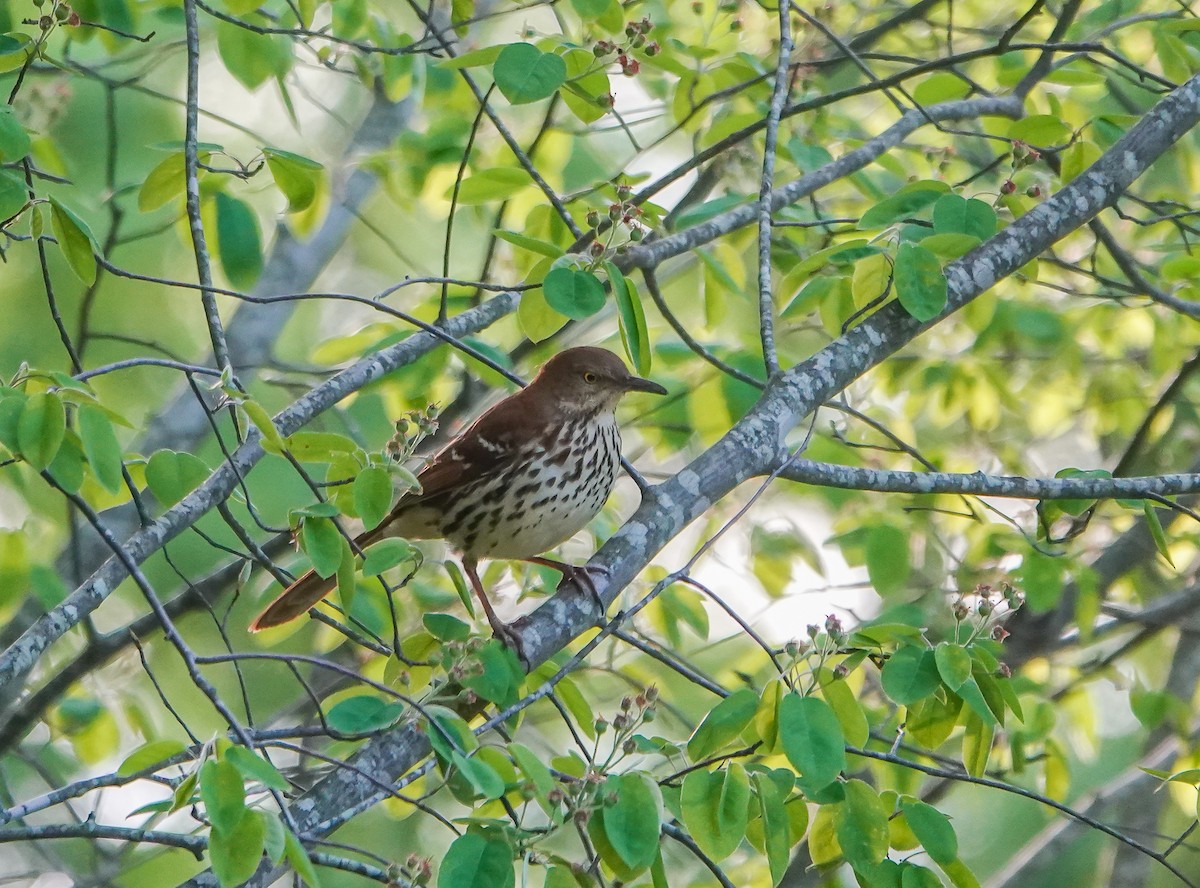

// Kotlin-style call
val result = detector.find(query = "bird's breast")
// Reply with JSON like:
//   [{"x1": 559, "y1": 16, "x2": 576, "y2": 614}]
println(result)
[{"x1": 441, "y1": 413, "x2": 621, "y2": 559}]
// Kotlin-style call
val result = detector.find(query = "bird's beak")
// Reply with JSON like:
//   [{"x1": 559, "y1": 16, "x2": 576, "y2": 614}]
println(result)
[{"x1": 624, "y1": 375, "x2": 668, "y2": 395}]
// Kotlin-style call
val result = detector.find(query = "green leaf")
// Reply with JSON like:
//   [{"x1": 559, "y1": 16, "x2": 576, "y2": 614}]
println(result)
[
  {"x1": 1008, "y1": 114, "x2": 1072, "y2": 146},
  {"x1": 778, "y1": 694, "x2": 846, "y2": 791},
  {"x1": 894, "y1": 242, "x2": 947, "y2": 321},
  {"x1": 751, "y1": 772, "x2": 791, "y2": 886},
  {"x1": 858, "y1": 183, "x2": 947, "y2": 228},
  {"x1": 263, "y1": 147, "x2": 323, "y2": 212},
  {"x1": 462, "y1": 639, "x2": 524, "y2": 706},
  {"x1": 439, "y1": 45, "x2": 505, "y2": 70},
  {"x1": 607, "y1": 262, "x2": 651, "y2": 375},
  {"x1": 817, "y1": 668, "x2": 870, "y2": 747},
  {"x1": 145, "y1": 451, "x2": 211, "y2": 506},
  {"x1": 215, "y1": 192, "x2": 263, "y2": 289},
  {"x1": 242, "y1": 399, "x2": 283, "y2": 452},
  {"x1": 16, "y1": 393, "x2": 65, "y2": 471},
  {"x1": 836, "y1": 779, "x2": 889, "y2": 868},
  {"x1": 570, "y1": 0, "x2": 610, "y2": 18},
  {"x1": 263, "y1": 812, "x2": 286, "y2": 864},
  {"x1": 680, "y1": 765, "x2": 750, "y2": 861},
  {"x1": 0, "y1": 169, "x2": 27, "y2": 221},
  {"x1": 285, "y1": 431, "x2": 362, "y2": 460},
  {"x1": 438, "y1": 833, "x2": 514, "y2": 888},
  {"x1": 865, "y1": 524, "x2": 910, "y2": 595},
  {"x1": 687, "y1": 687, "x2": 759, "y2": 761},
  {"x1": 453, "y1": 168, "x2": 531, "y2": 204},
  {"x1": 517, "y1": 288, "x2": 570, "y2": 343},
  {"x1": 931, "y1": 194, "x2": 996, "y2": 239},
  {"x1": 199, "y1": 759, "x2": 246, "y2": 834},
  {"x1": 493, "y1": 43, "x2": 566, "y2": 104},
  {"x1": 326, "y1": 695, "x2": 405, "y2": 733},
  {"x1": 493, "y1": 229, "x2": 564, "y2": 259},
  {"x1": 49, "y1": 197, "x2": 99, "y2": 285},
  {"x1": 1144, "y1": 500, "x2": 1175, "y2": 566},
  {"x1": 938, "y1": 858, "x2": 982, "y2": 888},
  {"x1": 283, "y1": 830, "x2": 322, "y2": 886},
  {"x1": 452, "y1": 750, "x2": 506, "y2": 800},
  {"x1": 361, "y1": 537, "x2": 415, "y2": 576},
  {"x1": 117, "y1": 739, "x2": 187, "y2": 776},
  {"x1": 934, "y1": 643, "x2": 972, "y2": 691},
  {"x1": 1020, "y1": 550, "x2": 1065, "y2": 612},
  {"x1": 961, "y1": 709, "x2": 994, "y2": 777},
  {"x1": 171, "y1": 770, "x2": 199, "y2": 813},
  {"x1": 138, "y1": 152, "x2": 187, "y2": 212},
  {"x1": 509, "y1": 742, "x2": 556, "y2": 807},
  {"x1": 210, "y1": 808, "x2": 266, "y2": 887},
  {"x1": 0, "y1": 33, "x2": 33, "y2": 76},
  {"x1": 901, "y1": 863, "x2": 944, "y2": 888},
  {"x1": 225, "y1": 746, "x2": 289, "y2": 791},
  {"x1": 424, "y1": 612, "x2": 472, "y2": 641},
  {"x1": 48, "y1": 432, "x2": 85, "y2": 493},
  {"x1": 301, "y1": 516, "x2": 345, "y2": 578},
  {"x1": 901, "y1": 799, "x2": 958, "y2": 864},
  {"x1": 881, "y1": 646, "x2": 941, "y2": 706},
  {"x1": 0, "y1": 106, "x2": 30, "y2": 162},
  {"x1": 912, "y1": 71, "x2": 971, "y2": 104},
  {"x1": 542, "y1": 267, "x2": 606, "y2": 319},
  {"x1": 600, "y1": 773, "x2": 663, "y2": 870},
  {"x1": 216, "y1": 20, "x2": 293, "y2": 90},
  {"x1": 77, "y1": 404, "x2": 124, "y2": 493}
]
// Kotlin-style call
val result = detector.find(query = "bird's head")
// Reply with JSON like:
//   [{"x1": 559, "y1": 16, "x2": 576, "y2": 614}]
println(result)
[{"x1": 532, "y1": 346, "x2": 668, "y2": 414}]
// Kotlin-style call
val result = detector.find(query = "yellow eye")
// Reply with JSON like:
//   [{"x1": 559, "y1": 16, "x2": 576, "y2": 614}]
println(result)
[{"x1": 583, "y1": 372, "x2": 598, "y2": 384}]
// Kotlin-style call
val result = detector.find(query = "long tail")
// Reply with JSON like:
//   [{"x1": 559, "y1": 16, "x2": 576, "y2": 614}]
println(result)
[
  {"x1": 250, "y1": 523, "x2": 391, "y2": 632},
  {"x1": 249, "y1": 568, "x2": 338, "y2": 632}
]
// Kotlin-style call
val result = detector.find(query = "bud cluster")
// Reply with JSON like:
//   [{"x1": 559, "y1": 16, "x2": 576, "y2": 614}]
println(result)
[
  {"x1": 386, "y1": 405, "x2": 439, "y2": 463},
  {"x1": 583, "y1": 184, "x2": 647, "y2": 262},
  {"x1": 593, "y1": 17, "x2": 657, "y2": 78},
  {"x1": 999, "y1": 140, "x2": 1045, "y2": 204},
  {"x1": 391, "y1": 854, "x2": 433, "y2": 887},
  {"x1": 34, "y1": 0, "x2": 81, "y2": 29},
  {"x1": 951, "y1": 582, "x2": 1023, "y2": 645}
]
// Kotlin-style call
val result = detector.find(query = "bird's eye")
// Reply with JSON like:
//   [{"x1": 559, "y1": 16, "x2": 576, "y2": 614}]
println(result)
[{"x1": 583, "y1": 372, "x2": 597, "y2": 384}]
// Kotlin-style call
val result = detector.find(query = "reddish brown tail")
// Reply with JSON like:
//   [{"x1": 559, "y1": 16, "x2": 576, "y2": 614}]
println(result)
[{"x1": 249, "y1": 568, "x2": 339, "y2": 632}]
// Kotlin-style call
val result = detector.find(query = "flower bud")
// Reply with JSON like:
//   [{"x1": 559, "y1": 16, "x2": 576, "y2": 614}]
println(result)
[
  {"x1": 629, "y1": 228, "x2": 643, "y2": 242},
  {"x1": 586, "y1": 210, "x2": 600, "y2": 228},
  {"x1": 621, "y1": 695, "x2": 633, "y2": 711},
  {"x1": 595, "y1": 716, "x2": 609, "y2": 734},
  {"x1": 622, "y1": 739, "x2": 636, "y2": 755},
  {"x1": 1000, "y1": 179, "x2": 1016, "y2": 194},
  {"x1": 590, "y1": 241, "x2": 605, "y2": 256}
]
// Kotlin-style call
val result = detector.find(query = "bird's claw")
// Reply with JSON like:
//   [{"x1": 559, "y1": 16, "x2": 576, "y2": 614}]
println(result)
[{"x1": 557, "y1": 563, "x2": 612, "y2": 625}]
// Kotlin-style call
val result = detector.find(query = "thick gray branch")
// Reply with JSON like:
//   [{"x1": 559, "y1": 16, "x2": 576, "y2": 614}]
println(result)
[{"x1": 777, "y1": 459, "x2": 1200, "y2": 500}]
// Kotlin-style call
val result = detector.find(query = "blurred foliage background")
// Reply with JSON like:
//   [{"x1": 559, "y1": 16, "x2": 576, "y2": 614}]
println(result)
[{"x1": 3, "y1": 0, "x2": 1200, "y2": 886}]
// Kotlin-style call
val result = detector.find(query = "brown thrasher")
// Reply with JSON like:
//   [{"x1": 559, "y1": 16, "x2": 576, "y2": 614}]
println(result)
[{"x1": 250, "y1": 346, "x2": 667, "y2": 640}]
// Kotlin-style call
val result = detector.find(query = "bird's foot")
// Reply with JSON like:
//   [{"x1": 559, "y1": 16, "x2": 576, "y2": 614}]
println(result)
[
  {"x1": 557, "y1": 563, "x2": 613, "y2": 625},
  {"x1": 488, "y1": 617, "x2": 531, "y2": 671}
]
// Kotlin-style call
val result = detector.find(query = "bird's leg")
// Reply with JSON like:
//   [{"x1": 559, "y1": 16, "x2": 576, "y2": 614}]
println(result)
[
  {"x1": 520, "y1": 556, "x2": 612, "y2": 623},
  {"x1": 463, "y1": 559, "x2": 527, "y2": 665}
]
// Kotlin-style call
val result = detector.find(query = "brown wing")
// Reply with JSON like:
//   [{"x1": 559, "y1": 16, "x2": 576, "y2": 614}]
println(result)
[
  {"x1": 377, "y1": 384, "x2": 541, "y2": 513},
  {"x1": 249, "y1": 384, "x2": 541, "y2": 632}
]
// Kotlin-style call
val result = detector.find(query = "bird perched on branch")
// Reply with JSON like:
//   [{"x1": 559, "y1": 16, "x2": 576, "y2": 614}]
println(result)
[{"x1": 250, "y1": 346, "x2": 668, "y2": 646}]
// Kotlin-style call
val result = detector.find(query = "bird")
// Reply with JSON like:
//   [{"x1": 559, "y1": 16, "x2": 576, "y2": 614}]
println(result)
[{"x1": 249, "y1": 346, "x2": 668, "y2": 646}]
